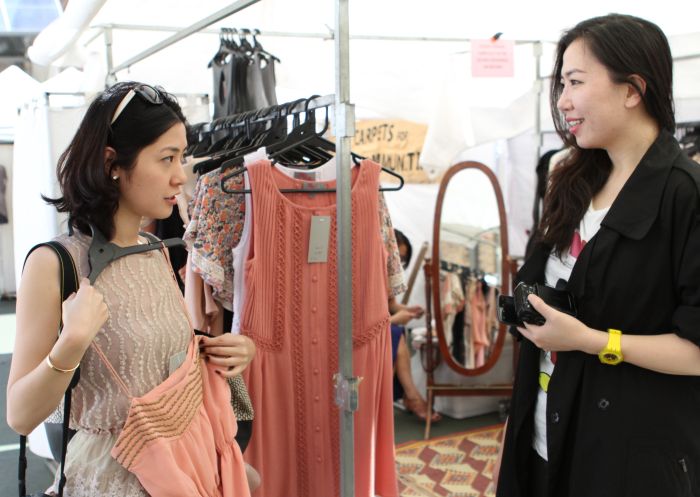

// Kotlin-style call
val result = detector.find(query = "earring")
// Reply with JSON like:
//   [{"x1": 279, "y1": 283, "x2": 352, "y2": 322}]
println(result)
[{"x1": 112, "y1": 175, "x2": 119, "y2": 180}]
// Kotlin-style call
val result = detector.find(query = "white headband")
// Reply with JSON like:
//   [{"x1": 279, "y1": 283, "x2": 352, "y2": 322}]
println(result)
[{"x1": 110, "y1": 89, "x2": 137, "y2": 125}]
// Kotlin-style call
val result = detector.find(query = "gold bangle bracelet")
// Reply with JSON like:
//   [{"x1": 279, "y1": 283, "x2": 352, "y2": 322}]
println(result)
[{"x1": 45, "y1": 354, "x2": 80, "y2": 373}]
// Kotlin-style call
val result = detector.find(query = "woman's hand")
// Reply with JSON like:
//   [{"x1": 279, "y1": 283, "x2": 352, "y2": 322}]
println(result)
[
  {"x1": 404, "y1": 304, "x2": 425, "y2": 319},
  {"x1": 200, "y1": 334, "x2": 256, "y2": 378},
  {"x1": 59, "y1": 278, "x2": 109, "y2": 352},
  {"x1": 390, "y1": 305, "x2": 425, "y2": 326},
  {"x1": 517, "y1": 294, "x2": 594, "y2": 353}
]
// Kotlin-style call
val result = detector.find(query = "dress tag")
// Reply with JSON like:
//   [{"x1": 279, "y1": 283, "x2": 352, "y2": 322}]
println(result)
[
  {"x1": 308, "y1": 215, "x2": 331, "y2": 263},
  {"x1": 294, "y1": 171, "x2": 318, "y2": 181}
]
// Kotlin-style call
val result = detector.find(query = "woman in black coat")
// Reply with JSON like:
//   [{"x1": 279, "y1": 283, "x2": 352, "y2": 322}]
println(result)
[{"x1": 495, "y1": 14, "x2": 700, "y2": 497}]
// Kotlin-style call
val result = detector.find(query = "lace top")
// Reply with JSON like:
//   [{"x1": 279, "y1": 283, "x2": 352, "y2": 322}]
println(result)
[{"x1": 50, "y1": 232, "x2": 191, "y2": 433}]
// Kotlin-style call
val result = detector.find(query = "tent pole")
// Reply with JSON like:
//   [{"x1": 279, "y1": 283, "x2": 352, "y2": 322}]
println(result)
[
  {"x1": 333, "y1": 0, "x2": 357, "y2": 496},
  {"x1": 107, "y1": 0, "x2": 260, "y2": 79},
  {"x1": 104, "y1": 27, "x2": 114, "y2": 86},
  {"x1": 533, "y1": 41, "x2": 543, "y2": 157}
]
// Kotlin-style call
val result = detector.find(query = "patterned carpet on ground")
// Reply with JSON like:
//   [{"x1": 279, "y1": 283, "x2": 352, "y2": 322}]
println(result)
[{"x1": 396, "y1": 424, "x2": 504, "y2": 497}]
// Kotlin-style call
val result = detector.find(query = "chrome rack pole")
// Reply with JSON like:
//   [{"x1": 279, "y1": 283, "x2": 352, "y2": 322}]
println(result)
[
  {"x1": 533, "y1": 41, "x2": 543, "y2": 157},
  {"x1": 107, "y1": 0, "x2": 260, "y2": 79},
  {"x1": 332, "y1": 0, "x2": 357, "y2": 496}
]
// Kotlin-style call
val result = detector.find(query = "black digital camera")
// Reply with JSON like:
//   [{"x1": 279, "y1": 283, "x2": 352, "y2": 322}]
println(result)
[{"x1": 497, "y1": 282, "x2": 577, "y2": 326}]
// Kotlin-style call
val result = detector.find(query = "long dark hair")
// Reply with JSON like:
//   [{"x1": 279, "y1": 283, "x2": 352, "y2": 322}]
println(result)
[
  {"x1": 44, "y1": 81, "x2": 187, "y2": 239},
  {"x1": 540, "y1": 14, "x2": 674, "y2": 253},
  {"x1": 394, "y1": 228, "x2": 413, "y2": 268}
]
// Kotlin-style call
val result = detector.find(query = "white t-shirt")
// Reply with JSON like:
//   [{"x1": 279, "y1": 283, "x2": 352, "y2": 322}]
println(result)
[{"x1": 532, "y1": 203, "x2": 609, "y2": 460}]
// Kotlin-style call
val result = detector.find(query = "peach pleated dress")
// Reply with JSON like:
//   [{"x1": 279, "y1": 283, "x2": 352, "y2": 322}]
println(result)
[
  {"x1": 241, "y1": 159, "x2": 398, "y2": 497},
  {"x1": 109, "y1": 332, "x2": 250, "y2": 497}
]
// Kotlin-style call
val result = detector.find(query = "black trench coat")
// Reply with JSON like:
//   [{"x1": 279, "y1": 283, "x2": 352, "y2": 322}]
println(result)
[{"x1": 497, "y1": 130, "x2": 700, "y2": 497}]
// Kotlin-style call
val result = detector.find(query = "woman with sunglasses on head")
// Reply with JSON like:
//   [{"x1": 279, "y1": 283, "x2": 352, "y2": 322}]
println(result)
[
  {"x1": 7, "y1": 82, "x2": 254, "y2": 496},
  {"x1": 494, "y1": 14, "x2": 700, "y2": 497}
]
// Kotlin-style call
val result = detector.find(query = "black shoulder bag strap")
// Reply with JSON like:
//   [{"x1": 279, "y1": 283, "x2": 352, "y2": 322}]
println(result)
[{"x1": 18, "y1": 241, "x2": 79, "y2": 497}]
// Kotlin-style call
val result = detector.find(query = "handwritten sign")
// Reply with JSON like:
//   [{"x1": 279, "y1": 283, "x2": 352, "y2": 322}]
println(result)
[
  {"x1": 471, "y1": 39, "x2": 514, "y2": 77},
  {"x1": 349, "y1": 120, "x2": 432, "y2": 184}
]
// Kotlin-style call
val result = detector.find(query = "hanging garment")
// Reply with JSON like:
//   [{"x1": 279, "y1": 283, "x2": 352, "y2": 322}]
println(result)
[
  {"x1": 260, "y1": 54, "x2": 277, "y2": 106},
  {"x1": 211, "y1": 53, "x2": 241, "y2": 120},
  {"x1": 241, "y1": 160, "x2": 398, "y2": 497},
  {"x1": 109, "y1": 333, "x2": 250, "y2": 497},
  {"x1": 12, "y1": 101, "x2": 85, "y2": 286},
  {"x1": 462, "y1": 277, "x2": 474, "y2": 368},
  {"x1": 184, "y1": 256, "x2": 225, "y2": 335},
  {"x1": 470, "y1": 280, "x2": 489, "y2": 368},
  {"x1": 244, "y1": 53, "x2": 269, "y2": 111},
  {"x1": 0, "y1": 164, "x2": 7, "y2": 223},
  {"x1": 230, "y1": 161, "x2": 255, "y2": 334},
  {"x1": 485, "y1": 284, "x2": 498, "y2": 355},
  {"x1": 451, "y1": 304, "x2": 466, "y2": 365},
  {"x1": 184, "y1": 157, "x2": 406, "y2": 313},
  {"x1": 154, "y1": 208, "x2": 187, "y2": 291}
]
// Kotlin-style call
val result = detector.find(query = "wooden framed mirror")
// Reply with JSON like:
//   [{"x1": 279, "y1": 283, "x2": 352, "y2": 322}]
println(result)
[
  {"x1": 431, "y1": 161, "x2": 510, "y2": 375},
  {"x1": 420, "y1": 161, "x2": 514, "y2": 437}
]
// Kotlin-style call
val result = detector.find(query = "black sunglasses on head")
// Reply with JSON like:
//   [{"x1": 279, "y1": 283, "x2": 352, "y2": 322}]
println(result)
[{"x1": 111, "y1": 84, "x2": 165, "y2": 125}]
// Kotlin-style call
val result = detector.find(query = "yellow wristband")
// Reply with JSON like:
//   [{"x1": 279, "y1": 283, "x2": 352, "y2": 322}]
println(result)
[
  {"x1": 598, "y1": 328, "x2": 624, "y2": 365},
  {"x1": 46, "y1": 354, "x2": 80, "y2": 373}
]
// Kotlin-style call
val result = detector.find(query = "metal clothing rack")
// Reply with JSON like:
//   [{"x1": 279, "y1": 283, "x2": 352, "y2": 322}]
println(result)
[
  {"x1": 332, "y1": 3, "x2": 357, "y2": 495},
  {"x1": 91, "y1": 22, "x2": 551, "y2": 45},
  {"x1": 105, "y1": 0, "x2": 261, "y2": 81},
  {"x1": 100, "y1": 2, "x2": 359, "y2": 495}
]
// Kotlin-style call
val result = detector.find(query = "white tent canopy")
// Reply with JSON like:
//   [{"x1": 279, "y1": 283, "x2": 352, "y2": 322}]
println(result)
[
  {"x1": 27, "y1": 0, "x2": 700, "y2": 126},
  {"x1": 12, "y1": 0, "x2": 700, "y2": 272}
]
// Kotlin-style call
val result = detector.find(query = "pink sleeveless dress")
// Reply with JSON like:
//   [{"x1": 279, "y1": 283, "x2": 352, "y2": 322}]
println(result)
[{"x1": 241, "y1": 159, "x2": 398, "y2": 497}]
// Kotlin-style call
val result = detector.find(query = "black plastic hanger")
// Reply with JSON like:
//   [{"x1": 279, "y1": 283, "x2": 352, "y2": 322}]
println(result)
[
  {"x1": 266, "y1": 97, "x2": 329, "y2": 162},
  {"x1": 252, "y1": 29, "x2": 281, "y2": 63},
  {"x1": 220, "y1": 149, "x2": 405, "y2": 195},
  {"x1": 86, "y1": 223, "x2": 185, "y2": 284},
  {"x1": 219, "y1": 96, "x2": 404, "y2": 194}
]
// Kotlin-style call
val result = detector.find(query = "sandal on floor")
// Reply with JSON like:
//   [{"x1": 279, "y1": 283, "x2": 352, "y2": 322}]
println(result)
[{"x1": 403, "y1": 396, "x2": 442, "y2": 422}]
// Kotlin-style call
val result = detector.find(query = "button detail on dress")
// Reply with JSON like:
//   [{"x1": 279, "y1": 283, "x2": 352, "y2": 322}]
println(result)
[
  {"x1": 316, "y1": 456, "x2": 322, "y2": 463},
  {"x1": 598, "y1": 398, "x2": 610, "y2": 410},
  {"x1": 313, "y1": 368, "x2": 320, "y2": 375},
  {"x1": 550, "y1": 412, "x2": 560, "y2": 424},
  {"x1": 312, "y1": 337, "x2": 318, "y2": 345},
  {"x1": 311, "y1": 275, "x2": 318, "y2": 283},
  {"x1": 311, "y1": 306, "x2": 318, "y2": 313},
  {"x1": 315, "y1": 425, "x2": 321, "y2": 432},
  {"x1": 314, "y1": 395, "x2": 320, "y2": 402}
]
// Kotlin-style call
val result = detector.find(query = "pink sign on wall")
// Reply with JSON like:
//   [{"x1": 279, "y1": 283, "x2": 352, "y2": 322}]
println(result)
[{"x1": 471, "y1": 39, "x2": 515, "y2": 77}]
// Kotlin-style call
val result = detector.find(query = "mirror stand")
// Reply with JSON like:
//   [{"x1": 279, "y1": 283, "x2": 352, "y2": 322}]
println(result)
[
  {"x1": 420, "y1": 259, "x2": 513, "y2": 439},
  {"x1": 417, "y1": 161, "x2": 518, "y2": 440}
]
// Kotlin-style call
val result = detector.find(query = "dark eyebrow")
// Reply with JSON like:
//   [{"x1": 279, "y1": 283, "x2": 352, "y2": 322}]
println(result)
[
  {"x1": 159, "y1": 146, "x2": 181, "y2": 153},
  {"x1": 562, "y1": 69, "x2": 585, "y2": 78}
]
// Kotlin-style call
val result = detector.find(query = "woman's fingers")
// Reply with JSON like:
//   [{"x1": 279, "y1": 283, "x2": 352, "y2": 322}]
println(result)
[
  {"x1": 200, "y1": 345, "x2": 249, "y2": 357},
  {"x1": 218, "y1": 365, "x2": 246, "y2": 378},
  {"x1": 527, "y1": 294, "x2": 555, "y2": 318},
  {"x1": 206, "y1": 354, "x2": 248, "y2": 367}
]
